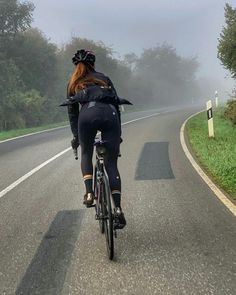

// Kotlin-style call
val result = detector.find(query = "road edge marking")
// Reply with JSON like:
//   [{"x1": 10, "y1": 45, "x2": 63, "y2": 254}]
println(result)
[
  {"x1": 0, "y1": 111, "x2": 163, "y2": 199},
  {"x1": 180, "y1": 111, "x2": 236, "y2": 217}
]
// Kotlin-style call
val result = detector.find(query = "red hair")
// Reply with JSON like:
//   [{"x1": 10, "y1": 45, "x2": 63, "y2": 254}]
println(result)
[{"x1": 68, "y1": 63, "x2": 107, "y2": 96}]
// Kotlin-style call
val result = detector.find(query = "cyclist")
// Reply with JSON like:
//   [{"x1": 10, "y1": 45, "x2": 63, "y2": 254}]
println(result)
[{"x1": 65, "y1": 49, "x2": 131, "y2": 229}]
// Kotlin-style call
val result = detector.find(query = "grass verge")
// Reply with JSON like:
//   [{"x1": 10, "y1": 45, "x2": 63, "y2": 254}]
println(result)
[
  {"x1": 186, "y1": 109, "x2": 236, "y2": 201},
  {"x1": 0, "y1": 121, "x2": 69, "y2": 141}
]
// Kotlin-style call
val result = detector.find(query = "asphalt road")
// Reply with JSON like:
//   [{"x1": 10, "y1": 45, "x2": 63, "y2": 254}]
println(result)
[{"x1": 0, "y1": 107, "x2": 235, "y2": 295}]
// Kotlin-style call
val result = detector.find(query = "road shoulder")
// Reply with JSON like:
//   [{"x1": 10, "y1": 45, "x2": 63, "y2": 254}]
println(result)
[{"x1": 180, "y1": 111, "x2": 236, "y2": 216}]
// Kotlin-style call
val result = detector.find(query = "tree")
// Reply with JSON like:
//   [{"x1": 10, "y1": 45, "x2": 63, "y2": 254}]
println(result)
[
  {"x1": 218, "y1": 3, "x2": 236, "y2": 78},
  {"x1": 124, "y1": 53, "x2": 138, "y2": 70},
  {"x1": 0, "y1": 1, "x2": 62, "y2": 129},
  {"x1": 0, "y1": 58, "x2": 24, "y2": 130},
  {"x1": 133, "y1": 44, "x2": 199, "y2": 106},
  {"x1": 10, "y1": 28, "x2": 58, "y2": 96},
  {"x1": 0, "y1": 0, "x2": 34, "y2": 36},
  {"x1": 0, "y1": 0, "x2": 34, "y2": 55},
  {"x1": 17, "y1": 89, "x2": 46, "y2": 127}
]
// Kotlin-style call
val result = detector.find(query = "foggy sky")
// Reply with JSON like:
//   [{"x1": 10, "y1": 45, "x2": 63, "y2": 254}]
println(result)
[{"x1": 30, "y1": 0, "x2": 235, "y2": 87}]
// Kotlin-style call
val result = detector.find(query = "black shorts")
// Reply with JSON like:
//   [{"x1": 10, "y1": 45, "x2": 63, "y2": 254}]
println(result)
[{"x1": 79, "y1": 102, "x2": 121, "y2": 155}]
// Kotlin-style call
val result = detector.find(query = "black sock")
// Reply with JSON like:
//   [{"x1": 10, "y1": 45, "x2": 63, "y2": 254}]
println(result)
[
  {"x1": 84, "y1": 179, "x2": 93, "y2": 194},
  {"x1": 112, "y1": 192, "x2": 121, "y2": 208}
]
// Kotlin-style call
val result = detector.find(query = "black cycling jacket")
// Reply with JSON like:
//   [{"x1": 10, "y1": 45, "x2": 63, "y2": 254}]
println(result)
[{"x1": 66, "y1": 69, "x2": 124, "y2": 137}]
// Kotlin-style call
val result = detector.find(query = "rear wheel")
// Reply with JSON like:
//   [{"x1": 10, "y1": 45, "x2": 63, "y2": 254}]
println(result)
[
  {"x1": 94, "y1": 166, "x2": 104, "y2": 234},
  {"x1": 103, "y1": 174, "x2": 114, "y2": 260}
]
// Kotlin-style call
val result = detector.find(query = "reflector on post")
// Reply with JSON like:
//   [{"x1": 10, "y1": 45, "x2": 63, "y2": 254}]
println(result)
[{"x1": 206, "y1": 100, "x2": 214, "y2": 138}]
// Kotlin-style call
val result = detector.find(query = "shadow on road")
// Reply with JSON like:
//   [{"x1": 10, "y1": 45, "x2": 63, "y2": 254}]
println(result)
[
  {"x1": 135, "y1": 142, "x2": 174, "y2": 180},
  {"x1": 15, "y1": 209, "x2": 85, "y2": 295}
]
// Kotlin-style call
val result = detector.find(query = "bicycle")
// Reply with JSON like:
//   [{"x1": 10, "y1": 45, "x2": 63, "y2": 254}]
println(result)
[
  {"x1": 93, "y1": 139, "x2": 116, "y2": 260},
  {"x1": 72, "y1": 139, "x2": 117, "y2": 260}
]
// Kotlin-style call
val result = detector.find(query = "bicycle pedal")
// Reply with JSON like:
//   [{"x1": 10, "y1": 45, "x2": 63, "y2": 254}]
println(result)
[{"x1": 86, "y1": 204, "x2": 96, "y2": 208}]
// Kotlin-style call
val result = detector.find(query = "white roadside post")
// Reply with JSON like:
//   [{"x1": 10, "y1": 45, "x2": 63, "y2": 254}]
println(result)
[
  {"x1": 215, "y1": 90, "x2": 219, "y2": 108},
  {"x1": 206, "y1": 100, "x2": 214, "y2": 138}
]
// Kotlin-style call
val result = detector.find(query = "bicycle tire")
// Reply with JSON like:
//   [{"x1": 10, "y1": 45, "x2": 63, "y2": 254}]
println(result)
[
  {"x1": 103, "y1": 173, "x2": 114, "y2": 260},
  {"x1": 94, "y1": 165, "x2": 104, "y2": 234}
]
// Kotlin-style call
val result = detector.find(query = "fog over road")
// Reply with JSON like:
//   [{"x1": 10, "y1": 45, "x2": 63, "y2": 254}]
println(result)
[{"x1": 0, "y1": 108, "x2": 235, "y2": 295}]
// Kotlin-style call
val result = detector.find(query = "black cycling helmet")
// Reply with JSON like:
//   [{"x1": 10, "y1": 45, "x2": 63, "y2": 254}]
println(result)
[{"x1": 72, "y1": 49, "x2": 96, "y2": 66}]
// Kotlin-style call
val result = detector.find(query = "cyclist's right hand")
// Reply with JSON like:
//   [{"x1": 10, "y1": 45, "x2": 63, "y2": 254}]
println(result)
[{"x1": 71, "y1": 136, "x2": 79, "y2": 149}]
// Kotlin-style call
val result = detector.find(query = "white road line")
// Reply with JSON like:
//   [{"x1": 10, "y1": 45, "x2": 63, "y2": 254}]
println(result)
[
  {"x1": 0, "y1": 112, "x2": 162, "y2": 199},
  {"x1": 180, "y1": 111, "x2": 236, "y2": 217},
  {"x1": 122, "y1": 112, "x2": 160, "y2": 125},
  {"x1": 0, "y1": 148, "x2": 71, "y2": 199}
]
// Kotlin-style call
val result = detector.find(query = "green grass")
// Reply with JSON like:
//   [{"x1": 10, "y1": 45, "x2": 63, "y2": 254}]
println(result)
[
  {"x1": 0, "y1": 121, "x2": 69, "y2": 141},
  {"x1": 186, "y1": 109, "x2": 236, "y2": 200}
]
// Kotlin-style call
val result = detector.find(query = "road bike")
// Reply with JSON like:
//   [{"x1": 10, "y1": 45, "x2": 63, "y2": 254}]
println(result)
[
  {"x1": 93, "y1": 139, "x2": 116, "y2": 260},
  {"x1": 73, "y1": 139, "x2": 117, "y2": 260}
]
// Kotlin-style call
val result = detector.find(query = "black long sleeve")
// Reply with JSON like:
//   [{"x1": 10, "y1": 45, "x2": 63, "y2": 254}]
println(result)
[
  {"x1": 106, "y1": 77, "x2": 121, "y2": 125},
  {"x1": 67, "y1": 103, "x2": 79, "y2": 137},
  {"x1": 66, "y1": 84, "x2": 79, "y2": 137}
]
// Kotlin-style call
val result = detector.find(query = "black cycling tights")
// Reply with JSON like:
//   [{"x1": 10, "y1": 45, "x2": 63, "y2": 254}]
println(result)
[{"x1": 78, "y1": 102, "x2": 121, "y2": 194}]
